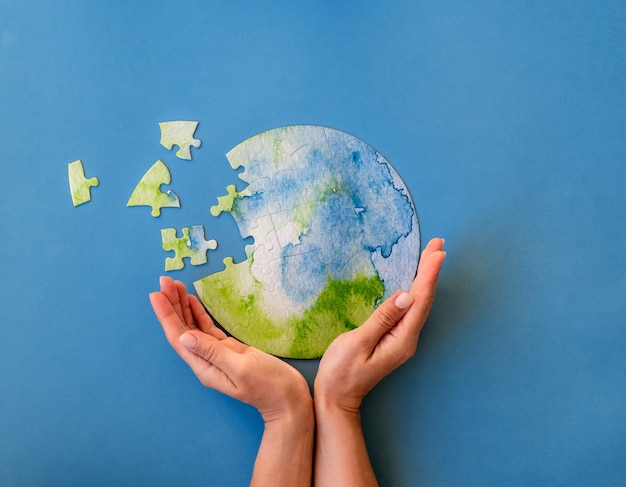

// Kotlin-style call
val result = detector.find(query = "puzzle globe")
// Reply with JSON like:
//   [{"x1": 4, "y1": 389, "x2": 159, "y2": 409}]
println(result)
[{"x1": 195, "y1": 125, "x2": 420, "y2": 358}]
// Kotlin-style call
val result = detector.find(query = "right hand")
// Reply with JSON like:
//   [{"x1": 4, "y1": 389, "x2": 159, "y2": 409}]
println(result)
[{"x1": 314, "y1": 238, "x2": 446, "y2": 412}]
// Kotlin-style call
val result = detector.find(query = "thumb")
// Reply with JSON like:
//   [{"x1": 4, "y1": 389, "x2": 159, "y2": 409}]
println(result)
[
  {"x1": 179, "y1": 331, "x2": 238, "y2": 375},
  {"x1": 354, "y1": 291, "x2": 414, "y2": 348}
]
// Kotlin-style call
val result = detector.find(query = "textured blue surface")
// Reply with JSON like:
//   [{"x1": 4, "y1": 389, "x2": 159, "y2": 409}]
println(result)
[{"x1": 1, "y1": 1, "x2": 625, "y2": 485}]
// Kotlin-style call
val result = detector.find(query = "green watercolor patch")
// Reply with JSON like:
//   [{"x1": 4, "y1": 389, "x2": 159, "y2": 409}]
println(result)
[
  {"x1": 195, "y1": 257, "x2": 383, "y2": 358},
  {"x1": 68, "y1": 160, "x2": 99, "y2": 206},
  {"x1": 287, "y1": 273, "x2": 384, "y2": 358},
  {"x1": 127, "y1": 160, "x2": 180, "y2": 217}
]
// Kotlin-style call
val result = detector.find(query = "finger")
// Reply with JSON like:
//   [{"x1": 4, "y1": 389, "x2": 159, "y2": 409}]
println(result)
[
  {"x1": 179, "y1": 331, "x2": 242, "y2": 381},
  {"x1": 403, "y1": 245, "x2": 446, "y2": 334},
  {"x1": 352, "y1": 290, "x2": 415, "y2": 350},
  {"x1": 150, "y1": 291, "x2": 239, "y2": 397},
  {"x1": 149, "y1": 291, "x2": 192, "y2": 347},
  {"x1": 159, "y1": 276, "x2": 184, "y2": 322},
  {"x1": 373, "y1": 246, "x2": 446, "y2": 362},
  {"x1": 175, "y1": 280, "x2": 195, "y2": 329},
  {"x1": 411, "y1": 242, "x2": 445, "y2": 297},
  {"x1": 173, "y1": 330, "x2": 236, "y2": 394},
  {"x1": 189, "y1": 295, "x2": 228, "y2": 339},
  {"x1": 417, "y1": 238, "x2": 445, "y2": 274}
]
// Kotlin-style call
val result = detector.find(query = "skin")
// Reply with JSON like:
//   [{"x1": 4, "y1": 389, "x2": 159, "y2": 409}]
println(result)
[
  {"x1": 150, "y1": 277, "x2": 314, "y2": 487},
  {"x1": 313, "y1": 237, "x2": 445, "y2": 486},
  {"x1": 150, "y1": 237, "x2": 445, "y2": 486}
]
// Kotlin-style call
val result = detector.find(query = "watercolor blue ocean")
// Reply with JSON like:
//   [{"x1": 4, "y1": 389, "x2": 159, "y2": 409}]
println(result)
[{"x1": 195, "y1": 125, "x2": 420, "y2": 358}]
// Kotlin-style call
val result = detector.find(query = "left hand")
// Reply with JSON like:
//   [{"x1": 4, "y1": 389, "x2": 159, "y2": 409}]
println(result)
[{"x1": 150, "y1": 277, "x2": 312, "y2": 423}]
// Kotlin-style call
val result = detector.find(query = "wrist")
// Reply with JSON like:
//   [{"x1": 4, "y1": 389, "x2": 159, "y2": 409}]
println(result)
[
  {"x1": 262, "y1": 386, "x2": 314, "y2": 426},
  {"x1": 253, "y1": 391, "x2": 314, "y2": 487},
  {"x1": 313, "y1": 388, "x2": 362, "y2": 418},
  {"x1": 263, "y1": 394, "x2": 315, "y2": 440}
]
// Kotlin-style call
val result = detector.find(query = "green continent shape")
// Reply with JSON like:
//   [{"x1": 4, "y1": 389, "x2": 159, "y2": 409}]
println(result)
[{"x1": 194, "y1": 258, "x2": 384, "y2": 359}]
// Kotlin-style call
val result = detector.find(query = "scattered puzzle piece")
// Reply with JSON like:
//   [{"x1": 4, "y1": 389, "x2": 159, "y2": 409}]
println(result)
[
  {"x1": 159, "y1": 121, "x2": 202, "y2": 160},
  {"x1": 161, "y1": 225, "x2": 217, "y2": 271},
  {"x1": 68, "y1": 160, "x2": 99, "y2": 206},
  {"x1": 127, "y1": 160, "x2": 180, "y2": 217}
]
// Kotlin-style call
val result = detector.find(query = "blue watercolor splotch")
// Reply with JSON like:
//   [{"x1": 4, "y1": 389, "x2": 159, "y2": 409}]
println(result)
[{"x1": 222, "y1": 125, "x2": 419, "y2": 307}]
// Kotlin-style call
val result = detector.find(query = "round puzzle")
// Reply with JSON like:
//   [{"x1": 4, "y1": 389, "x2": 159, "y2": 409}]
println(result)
[{"x1": 194, "y1": 125, "x2": 420, "y2": 358}]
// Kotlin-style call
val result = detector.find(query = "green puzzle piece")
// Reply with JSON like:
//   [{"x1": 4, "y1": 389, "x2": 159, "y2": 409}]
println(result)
[
  {"x1": 68, "y1": 160, "x2": 99, "y2": 206},
  {"x1": 127, "y1": 160, "x2": 180, "y2": 217},
  {"x1": 159, "y1": 121, "x2": 202, "y2": 160},
  {"x1": 161, "y1": 225, "x2": 218, "y2": 271},
  {"x1": 210, "y1": 184, "x2": 242, "y2": 217}
]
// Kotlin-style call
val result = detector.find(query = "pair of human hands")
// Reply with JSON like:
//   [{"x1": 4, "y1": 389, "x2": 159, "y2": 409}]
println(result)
[{"x1": 149, "y1": 238, "x2": 445, "y2": 423}]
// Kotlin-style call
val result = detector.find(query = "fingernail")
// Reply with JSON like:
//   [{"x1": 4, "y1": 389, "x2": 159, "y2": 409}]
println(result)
[
  {"x1": 179, "y1": 333, "x2": 197, "y2": 349},
  {"x1": 395, "y1": 292, "x2": 413, "y2": 309}
]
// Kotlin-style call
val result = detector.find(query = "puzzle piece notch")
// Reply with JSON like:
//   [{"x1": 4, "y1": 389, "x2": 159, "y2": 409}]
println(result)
[
  {"x1": 68, "y1": 160, "x2": 99, "y2": 206},
  {"x1": 161, "y1": 225, "x2": 217, "y2": 271},
  {"x1": 159, "y1": 121, "x2": 202, "y2": 160},
  {"x1": 127, "y1": 160, "x2": 180, "y2": 217}
]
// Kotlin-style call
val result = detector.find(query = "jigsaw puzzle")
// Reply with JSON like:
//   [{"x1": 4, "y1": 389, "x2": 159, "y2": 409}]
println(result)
[
  {"x1": 68, "y1": 160, "x2": 99, "y2": 206},
  {"x1": 127, "y1": 160, "x2": 180, "y2": 217},
  {"x1": 161, "y1": 225, "x2": 217, "y2": 271},
  {"x1": 195, "y1": 125, "x2": 421, "y2": 359},
  {"x1": 159, "y1": 121, "x2": 202, "y2": 160}
]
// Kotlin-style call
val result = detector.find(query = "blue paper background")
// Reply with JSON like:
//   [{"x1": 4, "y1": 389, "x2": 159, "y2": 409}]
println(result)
[{"x1": 1, "y1": 2, "x2": 624, "y2": 485}]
